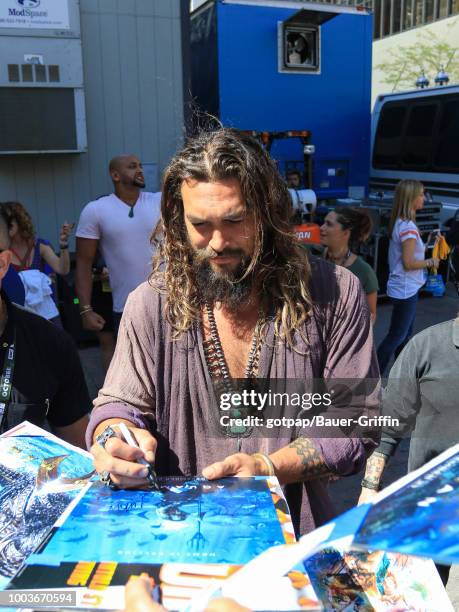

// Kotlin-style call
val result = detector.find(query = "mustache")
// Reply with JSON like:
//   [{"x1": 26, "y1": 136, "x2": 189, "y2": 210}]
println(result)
[{"x1": 193, "y1": 247, "x2": 245, "y2": 263}]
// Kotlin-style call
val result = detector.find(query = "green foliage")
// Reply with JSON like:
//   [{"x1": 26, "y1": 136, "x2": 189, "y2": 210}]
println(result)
[{"x1": 375, "y1": 19, "x2": 459, "y2": 90}]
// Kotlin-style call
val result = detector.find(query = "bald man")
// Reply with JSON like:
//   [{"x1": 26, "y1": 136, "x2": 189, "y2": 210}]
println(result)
[{"x1": 75, "y1": 155, "x2": 161, "y2": 337}]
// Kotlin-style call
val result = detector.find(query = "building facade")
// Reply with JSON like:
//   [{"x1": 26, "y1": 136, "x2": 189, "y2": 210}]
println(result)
[
  {"x1": 0, "y1": 0, "x2": 188, "y2": 247},
  {"x1": 372, "y1": 0, "x2": 458, "y2": 38},
  {"x1": 272, "y1": 0, "x2": 459, "y2": 37}
]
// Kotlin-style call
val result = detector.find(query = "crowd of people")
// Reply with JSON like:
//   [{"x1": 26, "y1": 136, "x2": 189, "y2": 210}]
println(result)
[{"x1": 0, "y1": 128, "x2": 457, "y2": 610}]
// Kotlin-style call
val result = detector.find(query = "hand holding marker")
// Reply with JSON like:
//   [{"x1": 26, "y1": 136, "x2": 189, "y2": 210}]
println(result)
[{"x1": 118, "y1": 422, "x2": 159, "y2": 490}]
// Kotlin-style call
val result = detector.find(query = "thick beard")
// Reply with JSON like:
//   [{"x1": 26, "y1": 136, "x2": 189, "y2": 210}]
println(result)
[{"x1": 193, "y1": 257, "x2": 254, "y2": 310}]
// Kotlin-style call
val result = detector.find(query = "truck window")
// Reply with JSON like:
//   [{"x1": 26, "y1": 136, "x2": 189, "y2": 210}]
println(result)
[
  {"x1": 373, "y1": 104, "x2": 406, "y2": 168},
  {"x1": 402, "y1": 103, "x2": 438, "y2": 168},
  {"x1": 434, "y1": 99, "x2": 459, "y2": 172}
]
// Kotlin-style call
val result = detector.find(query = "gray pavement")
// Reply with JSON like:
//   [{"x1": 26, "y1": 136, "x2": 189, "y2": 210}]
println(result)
[{"x1": 78, "y1": 282, "x2": 459, "y2": 607}]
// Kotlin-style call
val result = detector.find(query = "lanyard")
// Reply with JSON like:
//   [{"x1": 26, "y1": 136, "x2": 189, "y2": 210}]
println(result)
[{"x1": 0, "y1": 331, "x2": 16, "y2": 431}]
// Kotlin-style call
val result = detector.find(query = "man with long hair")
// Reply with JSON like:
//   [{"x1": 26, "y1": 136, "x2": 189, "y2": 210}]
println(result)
[{"x1": 86, "y1": 129, "x2": 379, "y2": 535}]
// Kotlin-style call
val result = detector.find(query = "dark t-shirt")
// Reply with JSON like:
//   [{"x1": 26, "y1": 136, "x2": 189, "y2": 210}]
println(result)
[
  {"x1": 0, "y1": 292, "x2": 91, "y2": 433},
  {"x1": 347, "y1": 256, "x2": 379, "y2": 295}
]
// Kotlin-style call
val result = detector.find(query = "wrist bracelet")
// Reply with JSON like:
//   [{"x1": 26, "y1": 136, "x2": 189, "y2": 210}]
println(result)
[
  {"x1": 79, "y1": 307, "x2": 93, "y2": 316},
  {"x1": 59, "y1": 244, "x2": 69, "y2": 250},
  {"x1": 252, "y1": 452, "x2": 275, "y2": 477},
  {"x1": 373, "y1": 450, "x2": 390, "y2": 460},
  {"x1": 361, "y1": 478, "x2": 381, "y2": 491}
]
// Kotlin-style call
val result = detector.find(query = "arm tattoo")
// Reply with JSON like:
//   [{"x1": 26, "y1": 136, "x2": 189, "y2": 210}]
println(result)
[
  {"x1": 362, "y1": 452, "x2": 387, "y2": 487},
  {"x1": 288, "y1": 438, "x2": 332, "y2": 480}
]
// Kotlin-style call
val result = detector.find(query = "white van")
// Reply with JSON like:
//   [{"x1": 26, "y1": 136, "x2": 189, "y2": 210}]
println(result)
[{"x1": 370, "y1": 84, "x2": 459, "y2": 226}]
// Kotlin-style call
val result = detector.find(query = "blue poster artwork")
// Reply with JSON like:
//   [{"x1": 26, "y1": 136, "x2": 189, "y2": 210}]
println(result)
[
  {"x1": 30, "y1": 477, "x2": 286, "y2": 567},
  {"x1": 354, "y1": 450, "x2": 459, "y2": 564},
  {"x1": 0, "y1": 433, "x2": 94, "y2": 580}
]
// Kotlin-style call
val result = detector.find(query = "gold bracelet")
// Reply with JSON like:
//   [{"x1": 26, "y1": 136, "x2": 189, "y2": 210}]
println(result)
[
  {"x1": 79, "y1": 307, "x2": 93, "y2": 316},
  {"x1": 252, "y1": 452, "x2": 275, "y2": 477}
]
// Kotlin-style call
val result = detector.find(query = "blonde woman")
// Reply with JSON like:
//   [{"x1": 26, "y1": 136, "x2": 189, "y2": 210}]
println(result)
[{"x1": 377, "y1": 180, "x2": 439, "y2": 375}]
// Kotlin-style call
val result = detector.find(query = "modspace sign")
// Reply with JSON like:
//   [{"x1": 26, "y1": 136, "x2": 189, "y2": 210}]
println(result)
[{"x1": 0, "y1": 0, "x2": 70, "y2": 30}]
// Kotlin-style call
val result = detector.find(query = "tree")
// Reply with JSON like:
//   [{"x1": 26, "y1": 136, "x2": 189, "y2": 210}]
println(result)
[{"x1": 375, "y1": 19, "x2": 459, "y2": 91}]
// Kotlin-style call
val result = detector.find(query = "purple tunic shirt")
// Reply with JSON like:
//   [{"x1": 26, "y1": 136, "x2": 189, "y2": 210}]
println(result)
[{"x1": 87, "y1": 257, "x2": 380, "y2": 535}]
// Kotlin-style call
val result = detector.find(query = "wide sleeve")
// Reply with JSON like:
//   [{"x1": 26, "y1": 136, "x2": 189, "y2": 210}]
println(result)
[
  {"x1": 85, "y1": 286, "x2": 157, "y2": 447},
  {"x1": 309, "y1": 266, "x2": 381, "y2": 476},
  {"x1": 76, "y1": 202, "x2": 101, "y2": 240}
]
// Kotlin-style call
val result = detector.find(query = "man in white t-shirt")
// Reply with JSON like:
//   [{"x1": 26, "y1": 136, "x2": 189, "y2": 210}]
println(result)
[{"x1": 75, "y1": 154, "x2": 160, "y2": 335}]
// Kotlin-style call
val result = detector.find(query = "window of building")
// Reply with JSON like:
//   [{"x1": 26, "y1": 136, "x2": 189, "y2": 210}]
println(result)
[
  {"x1": 425, "y1": 0, "x2": 434, "y2": 21},
  {"x1": 382, "y1": 0, "x2": 392, "y2": 35},
  {"x1": 451, "y1": 0, "x2": 459, "y2": 14},
  {"x1": 7, "y1": 64, "x2": 20, "y2": 83},
  {"x1": 413, "y1": 0, "x2": 423, "y2": 24},
  {"x1": 434, "y1": 98, "x2": 459, "y2": 172},
  {"x1": 403, "y1": 0, "x2": 413, "y2": 29},
  {"x1": 34, "y1": 65, "x2": 47, "y2": 83},
  {"x1": 402, "y1": 104, "x2": 438, "y2": 167},
  {"x1": 373, "y1": 104, "x2": 407, "y2": 167},
  {"x1": 48, "y1": 65, "x2": 60, "y2": 83},
  {"x1": 438, "y1": 0, "x2": 450, "y2": 18},
  {"x1": 374, "y1": 0, "x2": 382, "y2": 37},
  {"x1": 392, "y1": 0, "x2": 402, "y2": 32}
]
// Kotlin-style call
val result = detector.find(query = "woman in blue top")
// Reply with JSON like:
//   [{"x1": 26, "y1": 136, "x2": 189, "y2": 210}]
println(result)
[
  {"x1": 2, "y1": 201, "x2": 72, "y2": 324},
  {"x1": 377, "y1": 180, "x2": 439, "y2": 375},
  {"x1": 3, "y1": 202, "x2": 71, "y2": 277}
]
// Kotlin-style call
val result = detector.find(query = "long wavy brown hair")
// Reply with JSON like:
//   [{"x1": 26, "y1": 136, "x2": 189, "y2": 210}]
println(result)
[
  {"x1": 1, "y1": 201, "x2": 36, "y2": 243},
  {"x1": 151, "y1": 128, "x2": 313, "y2": 349}
]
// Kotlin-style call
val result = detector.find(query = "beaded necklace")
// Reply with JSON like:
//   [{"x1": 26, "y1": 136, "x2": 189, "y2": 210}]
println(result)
[{"x1": 203, "y1": 303, "x2": 263, "y2": 440}]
